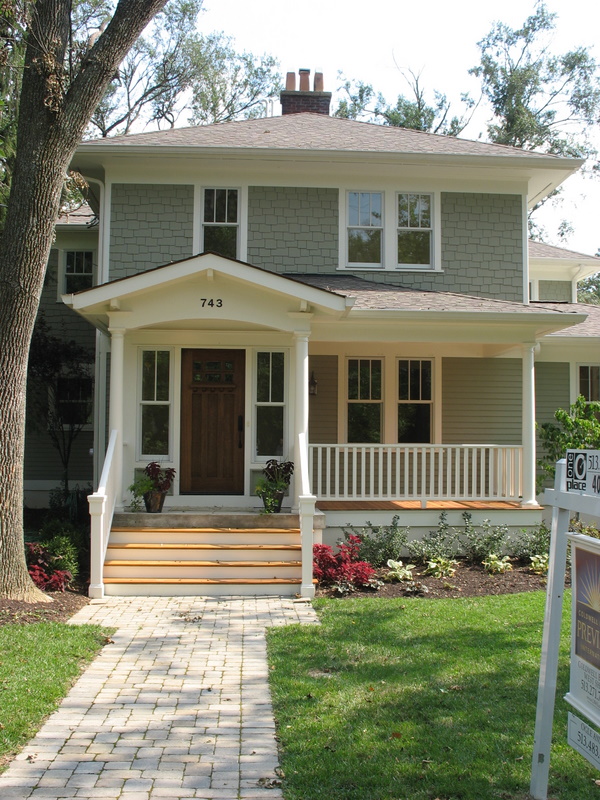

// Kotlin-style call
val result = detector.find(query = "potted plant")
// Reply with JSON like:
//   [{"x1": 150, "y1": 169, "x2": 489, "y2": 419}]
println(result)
[
  {"x1": 255, "y1": 458, "x2": 294, "y2": 513},
  {"x1": 128, "y1": 462, "x2": 176, "y2": 513}
]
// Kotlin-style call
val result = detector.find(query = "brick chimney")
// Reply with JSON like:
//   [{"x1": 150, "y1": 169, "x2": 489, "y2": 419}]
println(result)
[{"x1": 280, "y1": 69, "x2": 332, "y2": 115}]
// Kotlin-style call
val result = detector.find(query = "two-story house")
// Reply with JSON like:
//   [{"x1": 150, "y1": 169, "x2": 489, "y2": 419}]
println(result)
[{"x1": 30, "y1": 69, "x2": 600, "y2": 598}]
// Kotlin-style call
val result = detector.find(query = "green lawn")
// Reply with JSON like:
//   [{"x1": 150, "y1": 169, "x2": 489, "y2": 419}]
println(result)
[
  {"x1": 267, "y1": 591, "x2": 597, "y2": 800},
  {"x1": 0, "y1": 622, "x2": 111, "y2": 769}
]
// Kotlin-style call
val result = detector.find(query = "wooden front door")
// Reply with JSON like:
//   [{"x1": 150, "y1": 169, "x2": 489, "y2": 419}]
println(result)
[{"x1": 180, "y1": 349, "x2": 245, "y2": 494}]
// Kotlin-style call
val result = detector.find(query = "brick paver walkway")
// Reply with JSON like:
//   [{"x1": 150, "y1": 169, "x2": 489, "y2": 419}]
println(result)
[{"x1": 0, "y1": 595, "x2": 318, "y2": 800}]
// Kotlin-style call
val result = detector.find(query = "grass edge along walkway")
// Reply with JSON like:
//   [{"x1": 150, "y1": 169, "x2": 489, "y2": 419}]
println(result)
[
  {"x1": 0, "y1": 621, "x2": 113, "y2": 771},
  {"x1": 267, "y1": 591, "x2": 598, "y2": 800}
]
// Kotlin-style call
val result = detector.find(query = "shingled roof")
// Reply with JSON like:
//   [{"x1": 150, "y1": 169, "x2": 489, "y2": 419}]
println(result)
[
  {"x1": 529, "y1": 240, "x2": 600, "y2": 262},
  {"x1": 76, "y1": 113, "x2": 573, "y2": 161}
]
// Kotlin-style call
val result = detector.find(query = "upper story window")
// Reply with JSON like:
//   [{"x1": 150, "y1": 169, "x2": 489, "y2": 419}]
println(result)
[
  {"x1": 203, "y1": 188, "x2": 239, "y2": 259},
  {"x1": 343, "y1": 190, "x2": 436, "y2": 271},
  {"x1": 397, "y1": 193, "x2": 432, "y2": 267},
  {"x1": 347, "y1": 192, "x2": 383, "y2": 266},
  {"x1": 64, "y1": 250, "x2": 94, "y2": 293},
  {"x1": 579, "y1": 365, "x2": 600, "y2": 402}
]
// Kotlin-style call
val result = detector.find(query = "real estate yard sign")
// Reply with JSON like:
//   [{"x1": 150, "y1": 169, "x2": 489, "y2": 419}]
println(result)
[{"x1": 531, "y1": 451, "x2": 600, "y2": 799}]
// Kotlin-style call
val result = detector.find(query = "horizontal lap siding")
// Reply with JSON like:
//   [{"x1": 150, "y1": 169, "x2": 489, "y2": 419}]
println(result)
[
  {"x1": 309, "y1": 356, "x2": 338, "y2": 443},
  {"x1": 442, "y1": 358, "x2": 522, "y2": 444}
]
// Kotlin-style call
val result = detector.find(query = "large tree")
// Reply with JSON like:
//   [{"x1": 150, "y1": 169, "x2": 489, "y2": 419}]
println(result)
[{"x1": 0, "y1": 0, "x2": 169, "y2": 601}]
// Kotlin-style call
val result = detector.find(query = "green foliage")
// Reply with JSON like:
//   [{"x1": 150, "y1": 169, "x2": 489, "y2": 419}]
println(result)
[
  {"x1": 424, "y1": 557, "x2": 459, "y2": 578},
  {"x1": 538, "y1": 395, "x2": 600, "y2": 485},
  {"x1": 384, "y1": 559, "x2": 415, "y2": 582},
  {"x1": 459, "y1": 512, "x2": 509, "y2": 563},
  {"x1": 578, "y1": 273, "x2": 600, "y2": 305},
  {"x1": 44, "y1": 535, "x2": 80, "y2": 579},
  {"x1": 483, "y1": 554, "x2": 513, "y2": 574},
  {"x1": 570, "y1": 518, "x2": 600, "y2": 539},
  {"x1": 342, "y1": 516, "x2": 409, "y2": 568},
  {"x1": 511, "y1": 523, "x2": 551, "y2": 561},
  {"x1": 530, "y1": 553, "x2": 549, "y2": 575},
  {"x1": 406, "y1": 512, "x2": 458, "y2": 564}
]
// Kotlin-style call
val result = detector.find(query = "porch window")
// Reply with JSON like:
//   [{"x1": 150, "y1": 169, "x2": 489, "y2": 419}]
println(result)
[
  {"x1": 347, "y1": 192, "x2": 383, "y2": 266},
  {"x1": 398, "y1": 359, "x2": 432, "y2": 443},
  {"x1": 255, "y1": 351, "x2": 285, "y2": 457},
  {"x1": 347, "y1": 358, "x2": 382, "y2": 442},
  {"x1": 579, "y1": 365, "x2": 600, "y2": 402},
  {"x1": 397, "y1": 193, "x2": 432, "y2": 267},
  {"x1": 64, "y1": 250, "x2": 94, "y2": 293},
  {"x1": 203, "y1": 188, "x2": 239, "y2": 259},
  {"x1": 140, "y1": 350, "x2": 170, "y2": 456}
]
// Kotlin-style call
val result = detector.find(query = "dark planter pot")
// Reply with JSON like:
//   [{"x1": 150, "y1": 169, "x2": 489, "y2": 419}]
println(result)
[
  {"x1": 143, "y1": 490, "x2": 167, "y2": 513},
  {"x1": 259, "y1": 489, "x2": 285, "y2": 513}
]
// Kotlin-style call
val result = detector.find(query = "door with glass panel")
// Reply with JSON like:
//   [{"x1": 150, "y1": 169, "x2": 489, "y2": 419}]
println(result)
[{"x1": 180, "y1": 349, "x2": 245, "y2": 494}]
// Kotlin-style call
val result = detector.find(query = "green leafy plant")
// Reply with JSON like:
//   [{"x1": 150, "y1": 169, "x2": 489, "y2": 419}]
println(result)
[
  {"x1": 44, "y1": 535, "x2": 80, "y2": 579},
  {"x1": 407, "y1": 512, "x2": 458, "y2": 564},
  {"x1": 256, "y1": 459, "x2": 294, "y2": 513},
  {"x1": 483, "y1": 554, "x2": 512, "y2": 574},
  {"x1": 425, "y1": 557, "x2": 458, "y2": 578},
  {"x1": 511, "y1": 523, "x2": 551, "y2": 562},
  {"x1": 537, "y1": 395, "x2": 600, "y2": 487},
  {"x1": 530, "y1": 553, "x2": 549, "y2": 575},
  {"x1": 385, "y1": 559, "x2": 416, "y2": 582},
  {"x1": 459, "y1": 512, "x2": 509, "y2": 563},
  {"x1": 129, "y1": 462, "x2": 176, "y2": 511},
  {"x1": 342, "y1": 516, "x2": 409, "y2": 567},
  {"x1": 312, "y1": 536, "x2": 379, "y2": 595}
]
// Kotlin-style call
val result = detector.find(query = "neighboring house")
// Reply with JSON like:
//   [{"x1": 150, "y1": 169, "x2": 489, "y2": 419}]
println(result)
[{"x1": 26, "y1": 69, "x2": 600, "y2": 597}]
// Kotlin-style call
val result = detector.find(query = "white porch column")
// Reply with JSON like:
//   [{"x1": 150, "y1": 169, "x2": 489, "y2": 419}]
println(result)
[
  {"x1": 521, "y1": 342, "x2": 539, "y2": 507},
  {"x1": 293, "y1": 332, "x2": 310, "y2": 507},
  {"x1": 108, "y1": 327, "x2": 125, "y2": 506}
]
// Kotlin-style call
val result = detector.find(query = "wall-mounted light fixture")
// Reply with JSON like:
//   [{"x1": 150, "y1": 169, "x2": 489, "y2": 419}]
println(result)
[{"x1": 309, "y1": 371, "x2": 318, "y2": 396}]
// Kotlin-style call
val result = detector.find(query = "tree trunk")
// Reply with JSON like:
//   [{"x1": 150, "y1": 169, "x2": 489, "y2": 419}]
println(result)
[{"x1": 0, "y1": 0, "x2": 168, "y2": 600}]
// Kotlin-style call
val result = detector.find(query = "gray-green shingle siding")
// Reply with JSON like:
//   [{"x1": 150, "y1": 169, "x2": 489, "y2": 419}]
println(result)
[
  {"x1": 539, "y1": 280, "x2": 572, "y2": 302},
  {"x1": 110, "y1": 184, "x2": 194, "y2": 278}
]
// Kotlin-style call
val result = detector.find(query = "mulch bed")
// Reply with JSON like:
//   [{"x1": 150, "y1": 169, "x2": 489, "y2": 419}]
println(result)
[
  {"x1": 0, "y1": 587, "x2": 89, "y2": 626},
  {"x1": 316, "y1": 562, "x2": 560, "y2": 600}
]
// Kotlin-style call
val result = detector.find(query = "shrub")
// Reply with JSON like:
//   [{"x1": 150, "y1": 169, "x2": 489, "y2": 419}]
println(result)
[
  {"x1": 38, "y1": 517, "x2": 88, "y2": 578},
  {"x1": 511, "y1": 523, "x2": 551, "y2": 562},
  {"x1": 313, "y1": 535, "x2": 378, "y2": 594},
  {"x1": 459, "y1": 512, "x2": 509, "y2": 563},
  {"x1": 44, "y1": 535, "x2": 79, "y2": 579},
  {"x1": 25, "y1": 542, "x2": 73, "y2": 591},
  {"x1": 342, "y1": 516, "x2": 408, "y2": 567},
  {"x1": 407, "y1": 513, "x2": 458, "y2": 564}
]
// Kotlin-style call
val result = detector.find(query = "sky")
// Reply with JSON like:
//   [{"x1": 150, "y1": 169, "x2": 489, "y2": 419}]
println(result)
[{"x1": 198, "y1": 0, "x2": 600, "y2": 257}]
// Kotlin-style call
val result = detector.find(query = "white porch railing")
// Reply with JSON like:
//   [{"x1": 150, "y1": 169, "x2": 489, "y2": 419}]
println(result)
[
  {"x1": 309, "y1": 444, "x2": 523, "y2": 502},
  {"x1": 297, "y1": 431, "x2": 317, "y2": 598},
  {"x1": 87, "y1": 430, "x2": 119, "y2": 598}
]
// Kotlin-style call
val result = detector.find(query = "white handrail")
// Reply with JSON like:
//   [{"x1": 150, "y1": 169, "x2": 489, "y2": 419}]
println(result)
[
  {"x1": 87, "y1": 429, "x2": 119, "y2": 599},
  {"x1": 297, "y1": 431, "x2": 316, "y2": 598},
  {"x1": 309, "y1": 443, "x2": 523, "y2": 502}
]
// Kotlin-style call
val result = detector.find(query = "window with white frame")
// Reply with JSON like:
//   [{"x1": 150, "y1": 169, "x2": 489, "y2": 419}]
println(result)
[
  {"x1": 255, "y1": 352, "x2": 285, "y2": 457},
  {"x1": 579, "y1": 365, "x2": 600, "y2": 402},
  {"x1": 397, "y1": 193, "x2": 432, "y2": 267},
  {"x1": 203, "y1": 188, "x2": 239, "y2": 259},
  {"x1": 347, "y1": 192, "x2": 383, "y2": 266},
  {"x1": 347, "y1": 358, "x2": 382, "y2": 443},
  {"x1": 64, "y1": 250, "x2": 94, "y2": 293},
  {"x1": 398, "y1": 359, "x2": 432, "y2": 443},
  {"x1": 140, "y1": 350, "x2": 170, "y2": 457}
]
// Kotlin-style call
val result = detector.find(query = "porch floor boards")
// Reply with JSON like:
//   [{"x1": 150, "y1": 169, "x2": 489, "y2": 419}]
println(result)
[{"x1": 316, "y1": 500, "x2": 530, "y2": 511}]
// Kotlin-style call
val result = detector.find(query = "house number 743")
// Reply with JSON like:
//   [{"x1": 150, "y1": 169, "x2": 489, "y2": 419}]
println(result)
[{"x1": 200, "y1": 298, "x2": 223, "y2": 307}]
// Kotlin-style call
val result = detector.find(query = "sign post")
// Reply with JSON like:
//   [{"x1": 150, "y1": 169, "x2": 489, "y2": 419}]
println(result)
[{"x1": 530, "y1": 452, "x2": 600, "y2": 799}]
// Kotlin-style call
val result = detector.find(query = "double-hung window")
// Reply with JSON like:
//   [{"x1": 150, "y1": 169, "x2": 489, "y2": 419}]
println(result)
[
  {"x1": 579, "y1": 365, "x2": 600, "y2": 402},
  {"x1": 64, "y1": 250, "x2": 94, "y2": 293},
  {"x1": 398, "y1": 359, "x2": 432, "y2": 443},
  {"x1": 347, "y1": 358, "x2": 382, "y2": 443},
  {"x1": 255, "y1": 352, "x2": 285, "y2": 458},
  {"x1": 347, "y1": 192, "x2": 383, "y2": 266},
  {"x1": 53, "y1": 372, "x2": 93, "y2": 429},
  {"x1": 397, "y1": 193, "x2": 432, "y2": 267},
  {"x1": 203, "y1": 188, "x2": 239, "y2": 259},
  {"x1": 140, "y1": 350, "x2": 170, "y2": 457}
]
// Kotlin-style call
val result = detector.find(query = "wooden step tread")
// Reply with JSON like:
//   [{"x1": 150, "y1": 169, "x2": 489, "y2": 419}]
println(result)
[
  {"x1": 107, "y1": 543, "x2": 301, "y2": 551},
  {"x1": 103, "y1": 577, "x2": 310, "y2": 585},
  {"x1": 111, "y1": 527, "x2": 300, "y2": 534},
  {"x1": 104, "y1": 560, "x2": 302, "y2": 568}
]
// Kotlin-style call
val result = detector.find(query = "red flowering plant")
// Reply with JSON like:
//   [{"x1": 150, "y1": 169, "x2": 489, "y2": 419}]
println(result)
[
  {"x1": 25, "y1": 542, "x2": 73, "y2": 592},
  {"x1": 313, "y1": 534, "x2": 381, "y2": 595}
]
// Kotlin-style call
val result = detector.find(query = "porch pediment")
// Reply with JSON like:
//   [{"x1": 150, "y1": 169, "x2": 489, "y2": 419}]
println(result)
[{"x1": 62, "y1": 252, "x2": 351, "y2": 333}]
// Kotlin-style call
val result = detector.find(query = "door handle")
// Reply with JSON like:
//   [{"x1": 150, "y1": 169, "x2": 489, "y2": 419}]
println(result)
[{"x1": 238, "y1": 415, "x2": 243, "y2": 448}]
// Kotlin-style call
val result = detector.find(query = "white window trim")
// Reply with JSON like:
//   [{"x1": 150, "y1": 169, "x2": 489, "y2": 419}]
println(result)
[
  {"x1": 396, "y1": 357, "x2": 434, "y2": 443},
  {"x1": 345, "y1": 356, "x2": 384, "y2": 443},
  {"x1": 58, "y1": 249, "x2": 96, "y2": 299},
  {"x1": 137, "y1": 348, "x2": 174, "y2": 461},
  {"x1": 252, "y1": 349, "x2": 288, "y2": 463},
  {"x1": 577, "y1": 363, "x2": 600, "y2": 403},
  {"x1": 199, "y1": 186, "x2": 243, "y2": 260},
  {"x1": 339, "y1": 189, "x2": 441, "y2": 272}
]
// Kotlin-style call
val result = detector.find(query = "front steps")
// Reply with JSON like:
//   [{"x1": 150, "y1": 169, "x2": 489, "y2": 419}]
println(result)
[{"x1": 103, "y1": 513, "x2": 312, "y2": 596}]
